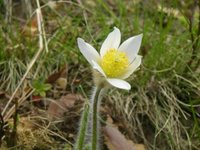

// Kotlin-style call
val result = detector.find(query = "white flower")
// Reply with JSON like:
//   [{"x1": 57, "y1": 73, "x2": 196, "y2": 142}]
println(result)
[{"x1": 77, "y1": 27, "x2": 142, "y2": 90}]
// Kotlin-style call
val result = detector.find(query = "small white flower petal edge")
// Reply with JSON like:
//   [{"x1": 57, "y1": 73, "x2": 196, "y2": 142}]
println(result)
[
  {"x1": 100, "y1": 27, "x2": 121, "y2": 57},
  {"x1": 118, "y1": 34, "x2": 143, "y2": 62},
  {"x1": 77, "y1": 38, "x2": 100, "y2": 66},
  {"x1": 77, "y1": 27, "x2": 142, "y2": 90},
  {"x1": 91, "y1": 60, "x2": 106, "y2": 77},
  {"x1": 107, "y1": 78, "x2": 131, "y2": 90},
  {"x1": 120, "y1": 55, "x2": 142, "y2": 79}
]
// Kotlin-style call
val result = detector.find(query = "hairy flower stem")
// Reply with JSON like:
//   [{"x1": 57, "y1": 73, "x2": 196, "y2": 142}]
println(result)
[
  {"x1": 75, "y1": 103, "x2": 90, "y2": 150},
  {"x1": 75, "y1": 86, "x2": 102, "y2": 150},
  {"x1": 92, "y1": 87, "x2": 102, "y2": 150}
]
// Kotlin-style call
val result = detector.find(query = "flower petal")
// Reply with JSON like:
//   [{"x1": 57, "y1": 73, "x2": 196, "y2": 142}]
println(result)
[
  {"x1": 100, "y1": 27, "x2": 121, "y2": 57},
  {"x1": 118, "y1": 34, "x2": 143, "y2": 62},
  {"x1": 107, "y1": 78, "x2": 131, "y2": 90},
  {"x1": 77, "y1": 38, "x2": 100, "y2": 65},
  {"x1": 91, "y1": 60, "x2": 106, "y2": 77},
  {"x1": 120, "y1": 55, "x2": 142, "y2": 79}
]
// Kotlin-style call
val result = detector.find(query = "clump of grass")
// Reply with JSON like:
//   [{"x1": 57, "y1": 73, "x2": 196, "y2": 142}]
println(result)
[{"x1": 107, "y1": 72, "x2": 200, "y2": 150}]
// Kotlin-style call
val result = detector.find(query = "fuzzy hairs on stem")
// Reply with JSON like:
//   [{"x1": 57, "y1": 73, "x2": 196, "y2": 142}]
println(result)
[{"x1": 74, "y1": 86, "x2": 104, "y2": 150}]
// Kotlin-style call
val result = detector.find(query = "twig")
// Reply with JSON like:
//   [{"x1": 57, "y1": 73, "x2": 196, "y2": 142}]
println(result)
[
  {"x1": 3, "y1": 89, "x2": 35, "y2": 121},
  {"x1": 36, "y1": 0, "x2": 48, "y2": 53},
  {"x1": 8, "y1": 100, "x2": 18, "y2": 147},
  {"x1": 0, "y1": 110, "x2": 5, "y2": 146},
  {"x1": 4, "y1": 0, "x2": 12, "y2": 24},
  {"x1": 23, "y1": 0, "x2": 33, "y2": 18}
]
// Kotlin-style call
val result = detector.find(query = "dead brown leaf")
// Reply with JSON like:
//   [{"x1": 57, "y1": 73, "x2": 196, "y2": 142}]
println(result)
[
  {"x1": 21, "y1": 15, "x2": 38, "y2": 37},
  {"x1": 103, "y1": 126, "x2": 137, "y2": 150},
  {"x1": 0, "y1": 91, "x2": 5, "y2": 98},
  {"x1": 47, "y1": 94, "x2": 83, "y2": 120},
  {"x1": 103, "y1": 116, "x2": 145, "y2": 150},
  {"x1": 46, "y1": 64, "x2": 68, "y2": 84},
  {"x1": 134, "y1": 144, "x2": 146, "y2": 150}
]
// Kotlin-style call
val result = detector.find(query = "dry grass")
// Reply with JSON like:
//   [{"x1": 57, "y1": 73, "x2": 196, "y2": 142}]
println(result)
[{"x1": 106, "y1": 73, "x2": 200, "y2": 150}]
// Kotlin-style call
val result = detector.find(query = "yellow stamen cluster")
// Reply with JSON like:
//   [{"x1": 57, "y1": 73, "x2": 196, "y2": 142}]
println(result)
[{"x1": 101, "y1": 49, "x2": 129, "y2": 78}]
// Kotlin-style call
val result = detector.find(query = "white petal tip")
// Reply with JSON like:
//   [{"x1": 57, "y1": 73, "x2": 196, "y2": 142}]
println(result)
[
  {"x1": 114, "y1": 26, "x2": 120, "y2": 31},
  {"x1": 77, "y1": 38, "x2": 100, "y2": 66},
  {"x1": 119, "y1": 84, "x2": 131, "y2": 90},
  {"x1": 107, "y1": 78, "x2": 131, "y2": 90},
  {"x1": 137, "y1": 33, "x2": 143, "y2": 39},
  {"x1": 124, "y1": 85, "x2": 131, "y2": 90},
  {"x1": 77, "y1": 37, "x2": 83, "y2": 43},
  {"x1": 125, "y1": 84, "x2": 131, "y2": 90},
  {"x1": 100, "y1": 27, "x2": 121, "y2": 56}
]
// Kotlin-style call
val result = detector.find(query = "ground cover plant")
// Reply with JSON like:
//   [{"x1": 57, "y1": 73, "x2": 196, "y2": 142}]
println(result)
[{"x1": 0, "y1": 0, "x2": 200, "y2": 150}]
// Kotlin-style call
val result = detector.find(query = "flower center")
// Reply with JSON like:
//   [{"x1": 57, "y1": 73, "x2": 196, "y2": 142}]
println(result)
[{"x1": 101, "y1": 48, "x2": 129, "y2": 78}]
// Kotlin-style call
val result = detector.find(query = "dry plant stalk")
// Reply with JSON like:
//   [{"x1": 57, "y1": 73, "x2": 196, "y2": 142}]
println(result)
[
  {"x1": 2, "y1": 0, "x2": 46, "y2": 121},
  {"x1": 4, "y1": 0, "x2": 12, "y2": 24}
]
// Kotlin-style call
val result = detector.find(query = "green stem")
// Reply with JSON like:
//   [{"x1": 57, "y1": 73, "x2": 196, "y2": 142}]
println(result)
[
  {"x1": 75, "y1": 103, "x2": 90, "y2": 150},
  {"x1": 92, "y1": 87, "x2": 102, "y2": 150}
]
